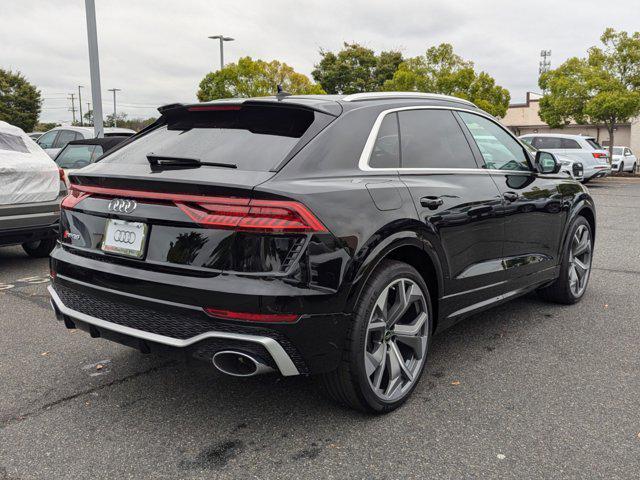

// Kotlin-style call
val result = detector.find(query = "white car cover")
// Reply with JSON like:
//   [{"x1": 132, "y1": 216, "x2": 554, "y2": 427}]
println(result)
[{"x1": 0, "y1": 121, "x2": 59, "y2": 205}]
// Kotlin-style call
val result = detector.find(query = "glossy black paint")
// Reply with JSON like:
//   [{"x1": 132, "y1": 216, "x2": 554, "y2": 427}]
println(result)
[{"x1": 50, "y1": 96, "x2": 596, "y2": 375}]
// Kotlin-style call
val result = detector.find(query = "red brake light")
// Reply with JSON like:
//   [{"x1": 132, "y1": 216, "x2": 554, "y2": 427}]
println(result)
[
  {"x1": 58, "y1": 168, "x2": 66, "y2": 181},
  {"x1": 204, "y1": 307, "x2": 299, "y2": 323},
  {"x1": 592, "y1": 152, "x2": 608, "y2": 159},
  {"x1": 187, "y1": 105, "x2": 242, "y2": 112},
  {"x1": 61, "y1": 187, "x2": 90, "y2": 210}
]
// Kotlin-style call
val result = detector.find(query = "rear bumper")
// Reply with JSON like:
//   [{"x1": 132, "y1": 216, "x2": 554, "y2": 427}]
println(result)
[
  {"x1": 49, "y1": 283, "x2": 301, "y2": 375},
  {"x1": 48, "y1": 256, "x2": 351, "y2": 375},
  {"x1": 584, "y1": 166, "x2": 611, "y2": 180},
  {"x1": 0, "y1": 220, "x2": 58, "y2": 247}
]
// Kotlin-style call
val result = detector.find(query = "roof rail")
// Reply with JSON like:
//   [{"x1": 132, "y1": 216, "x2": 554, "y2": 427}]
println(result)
[{"x1": 342, "y1": 91, "x2": 476, "y2": 106}]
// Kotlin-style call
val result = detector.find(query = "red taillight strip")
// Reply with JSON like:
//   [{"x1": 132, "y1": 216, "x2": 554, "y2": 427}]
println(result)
[
  {"x1": 67, "y1": 184, "x2": 327, "y2": 232},
  {"x1": 204, "y1": 307, "x2": 299, "y2": 323}
]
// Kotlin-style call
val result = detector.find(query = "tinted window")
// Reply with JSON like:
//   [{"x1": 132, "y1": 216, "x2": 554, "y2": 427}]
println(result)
[
  {"x1": 561, "y1": 138, "x2": 581, "y2": 149},
  {"x1": 459, "y1": 112, "x2": 530, "y2": 171},
  {"x1": 37, "y1": 131, "x2": 57, "y2": 149},
  {"x1": 53, "y1": 130, "x2": 78, "y2": 148},
  {"x1": 625, "y1": 148, "x2": 633, "y2": 156},
  {"x1": 370, "y1": 113, "x2": 399, "y2": 168},
  {"x1": 55, "y1": 145, "x2": 97, "y2": 168},
  {"x1": 398, "y1": 110, "x2": 476, "y2": 168},
  {"x1": 586, "y1": 139, "x2": 603, "y2": 150},
  {"x1": 102, "y1": 106, "x2": 316, "y2": 171},
  {"x1": 531, "y1": 136, "x2": 563, "y2": 149}
]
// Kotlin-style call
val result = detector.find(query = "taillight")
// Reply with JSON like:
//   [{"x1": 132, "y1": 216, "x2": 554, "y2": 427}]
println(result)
[
  {"x1": 592, "y1": 152, "x2": 608, "y2": 159},
  {"x1": 204, "y1": 307, "x2": 299, "y2": 323},
  {"x1": 61, "y1": 187, "x2": 89, "y2": 210},
  {"x1": 176, "y1": 198, "x2": 326, "y2": 232},
  {"x1": 58, "y1": 168, "x2": 65, "y2": 181}
]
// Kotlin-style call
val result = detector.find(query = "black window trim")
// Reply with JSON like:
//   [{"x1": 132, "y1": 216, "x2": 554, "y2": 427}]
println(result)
[{"x1": 358, "y1": 105, "x2": 534, "y2": 174}]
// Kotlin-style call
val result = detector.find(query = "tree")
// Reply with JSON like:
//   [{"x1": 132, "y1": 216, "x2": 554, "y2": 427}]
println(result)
[
  {"x1": 383, "y1": 43, "x2": 511, "y2": 117},
  {"x1": 197, "y1": 57, "x2": 324, "y2": 101},
  {"x1": 539, "y1": 28, "x2": 640, "y2": 160},
  {"x1": 0, "y1": 69, "x2": 42, "y2": 131},
  {"x1": 312, "y1": 43, "x2": 403, "y2": 94}
]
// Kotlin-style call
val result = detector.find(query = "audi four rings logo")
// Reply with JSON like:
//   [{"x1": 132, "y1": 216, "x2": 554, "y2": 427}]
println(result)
[
  {"x1": 108, "y1": 198, "x2": 137, "y2": 214},
  {"x1": 114, "y1": 230, "x2": 137, "y2": 244}
]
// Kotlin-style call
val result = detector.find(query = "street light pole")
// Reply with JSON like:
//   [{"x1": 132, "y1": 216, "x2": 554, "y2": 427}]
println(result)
[
  {"x1": 208, "y1": 35, "x2": 234, "y2": 69},
  {"x1": 108, "y1": 88, "x2": 121, "y2": 127},
  {"x1": 84, "y1": 0, "x2": 104, "y2": 137}
]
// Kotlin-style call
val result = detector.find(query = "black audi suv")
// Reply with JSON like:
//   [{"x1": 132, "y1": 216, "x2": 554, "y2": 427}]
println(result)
[{"x1": 49, "y1": 92, "x2": 595, "y2": 413}]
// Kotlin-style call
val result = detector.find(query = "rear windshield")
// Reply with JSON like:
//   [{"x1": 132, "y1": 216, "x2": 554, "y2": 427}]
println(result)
[
  {"x1": 586, "y1": 139, "x2": 603, "y2": 150},
  {"x1": 0, "y1": 132, "x2": 29, "y2": 153},
  {"x1": 55, "y1": 144, "x2": 103, "y2": 169},
  {"x1": 100, "y1": 105, "x2": 316, "y2": 171}
]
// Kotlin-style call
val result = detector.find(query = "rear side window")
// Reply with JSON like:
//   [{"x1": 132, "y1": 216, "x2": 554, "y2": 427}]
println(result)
[
  {"x1": 397, "y1": 110, "x2": 476, "y2": 168},
  {"x1": 370, "y1": 113, "x2": 400, "y2": 168},
  {"x1": 531, "y1": 137, "x2": 563, "y2": 149},
  {"x1": 561, "y1": 138, "x2": 581, "y2": 149},
  {"x1": 102, "y1": 105, "x2": 318, "y2": 171},
  {"x1": 586, "y1": 139, "x2": 603, "y2": 150},
  {"x1": 0, "y1": 132, "x2": 29, "y2": 153}
]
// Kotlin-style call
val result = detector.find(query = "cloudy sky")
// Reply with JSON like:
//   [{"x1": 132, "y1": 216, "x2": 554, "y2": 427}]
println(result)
[{"x1": 2, "y1": 0, "x2": 638, "y2": 123}]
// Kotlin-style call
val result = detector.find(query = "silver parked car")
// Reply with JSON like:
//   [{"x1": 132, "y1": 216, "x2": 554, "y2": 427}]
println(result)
[
  {"x1": 0, "y1": 121, "x2": 67, "y2": 257},
  {"x1": 611, "y1": 146, "x2": 637, "y2": 173},
  {"x1": 36, "y1": 125, "x2": 135, "y2": 159},
  {"x1": 519, "y1": 133, "x2": 610, "y2": 182}
]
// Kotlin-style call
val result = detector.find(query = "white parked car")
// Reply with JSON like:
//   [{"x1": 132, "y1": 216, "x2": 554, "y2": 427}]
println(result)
[
  {"x1": 611, "y1": 146, "x2": 637, "y2": 173},
  {"x1": 36, "y1": 125, "x2": 135, "y2": 159},
  {"x1": 519, "y1": 133, "x2": 610, "y2": 182}
]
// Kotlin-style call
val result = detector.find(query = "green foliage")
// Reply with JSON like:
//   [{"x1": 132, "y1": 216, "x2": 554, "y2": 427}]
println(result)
[
  {"x1": 197, "y1": 57, "x2": 325, "y2": 101},
  {"x1": 0, "y1": 69, "x2": 42, "y2": 131},
  {"x1": 311, "y1": 43, "x2": 403, "y2": 94},
  {"x1": 34, "y1": 122, "x2": 59, "y2": 132},
  {"x1": 539, "y1": 29, "x2": 640, "y2": 157},
  {"x1": 383, "y1": 44, "x2": 510, "y2": 117},
  {"x1": 80, "y1": 109, "x2": 155, "y2": 131}
]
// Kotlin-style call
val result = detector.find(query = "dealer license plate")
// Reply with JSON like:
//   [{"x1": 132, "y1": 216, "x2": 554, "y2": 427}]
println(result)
[{"x1": 101, "y1": 219, "x2": 147, "y2": 258}]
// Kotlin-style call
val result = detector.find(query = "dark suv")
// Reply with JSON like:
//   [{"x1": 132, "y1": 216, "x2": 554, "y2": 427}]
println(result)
[{"x1": 48, "y1": 92, "x2": 595, "y2": 413}]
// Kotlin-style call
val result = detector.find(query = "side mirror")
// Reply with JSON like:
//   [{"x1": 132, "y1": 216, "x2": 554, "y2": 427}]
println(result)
[{"x1": 535, "y1": 151, "x2": 561, "y2": 174}]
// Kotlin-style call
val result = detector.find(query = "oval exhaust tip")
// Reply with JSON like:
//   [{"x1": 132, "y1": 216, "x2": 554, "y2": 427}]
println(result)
[{"x1": 212, "y1": 351, "x2": 273, "y2": 377}]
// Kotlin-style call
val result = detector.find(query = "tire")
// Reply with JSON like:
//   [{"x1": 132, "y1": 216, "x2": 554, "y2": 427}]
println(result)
[
  {"x1": 21, "y1": 237, "x2": 56, "y2": 258},
  {"x1": 538, "y1": 216, "x2": 593, "y2": 304},
  {"x1": 319, "y1": 260, "x2": 433, "y2": 413},
  {"x1": 619, "y1": 162, "x2": 624, "y2": 173},
  {"x1": 632, "y1": 163, "x2": 637, "y2": 174}
]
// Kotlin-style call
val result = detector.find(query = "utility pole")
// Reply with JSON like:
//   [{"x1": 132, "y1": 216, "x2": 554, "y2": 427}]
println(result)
[
  {"x1": 68, "y1": 93, "x2": 77, "y2": 124},
  {"x1": 208, "y1": 35, "x2": 234, "y2": 69},
  {"x1": 539, "y1": 50, "x2": 552, "y2": 76},
  {"x1": 78, "y1": 86, "x2": 84, "y2": 126},
  {"x1": 85, "y1": 0, "x2": 104, "y2": 137},
  {"x1": 107, "y1": 88, "x2": 121, "y2": 127}
]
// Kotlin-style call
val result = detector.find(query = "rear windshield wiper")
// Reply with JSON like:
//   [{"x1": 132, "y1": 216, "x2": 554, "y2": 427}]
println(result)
[{"x1": 146, "y1": 154, "x2": 237, "y2": 169}]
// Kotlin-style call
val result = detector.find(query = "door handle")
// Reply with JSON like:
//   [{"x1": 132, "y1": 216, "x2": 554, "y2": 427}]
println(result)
[
  {"x1": 420, "y1": 196, "x2": 444, "y2": 210},
  {"x1": 503, "y1": 192, "x2": 519, "y2": 202}
]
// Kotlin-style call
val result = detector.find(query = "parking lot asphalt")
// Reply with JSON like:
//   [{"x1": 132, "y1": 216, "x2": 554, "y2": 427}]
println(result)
[{"x1": 1, "y1": 177, "x2": 639, "y2": 480}]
